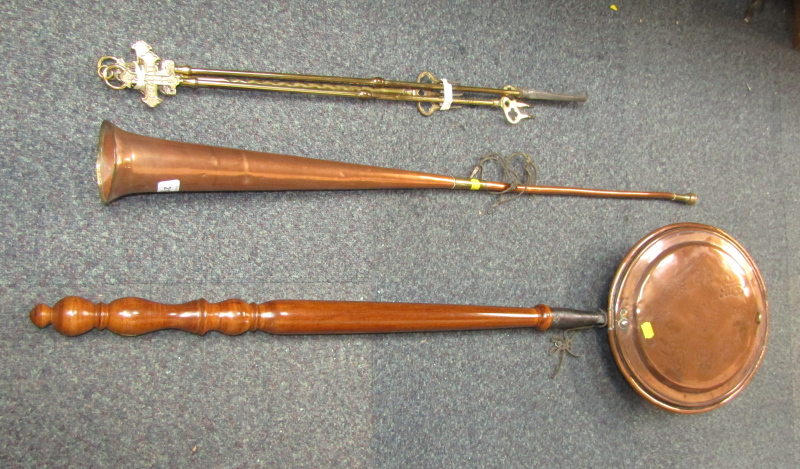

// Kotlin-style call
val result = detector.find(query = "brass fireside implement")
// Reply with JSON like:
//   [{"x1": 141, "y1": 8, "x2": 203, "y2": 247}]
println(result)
[{"x1": 97, "y1": 41, "x2": 587, "y2": 124}]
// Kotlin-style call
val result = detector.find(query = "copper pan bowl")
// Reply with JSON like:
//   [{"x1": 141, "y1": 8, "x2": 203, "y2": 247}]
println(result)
[{"x1": 608, "y1": 223, "x2": 768, "y2": 413}]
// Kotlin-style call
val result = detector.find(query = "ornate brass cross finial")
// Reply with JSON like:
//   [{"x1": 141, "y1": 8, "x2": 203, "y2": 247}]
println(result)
[{"x1": 97, "y1": 41, "x2": 181, "y2": 107}]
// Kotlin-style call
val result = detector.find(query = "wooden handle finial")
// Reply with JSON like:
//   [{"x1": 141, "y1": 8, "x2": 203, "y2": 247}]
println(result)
[
  {"x1": 30, "y1": 297, "x2": 101, "y2": 336},
  {"x1": 30, "y1": 303, "x2": 53, "y2": 328}
]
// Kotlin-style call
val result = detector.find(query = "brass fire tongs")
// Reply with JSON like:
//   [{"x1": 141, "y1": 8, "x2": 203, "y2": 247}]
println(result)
[{"x1": 97, "y1": 41, "x2": 587, "y2": 124}]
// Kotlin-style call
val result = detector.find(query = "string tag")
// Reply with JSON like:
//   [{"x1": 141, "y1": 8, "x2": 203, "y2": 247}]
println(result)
[{"x1": 470, "y1": 152, "x2": 539, "y2": 212}]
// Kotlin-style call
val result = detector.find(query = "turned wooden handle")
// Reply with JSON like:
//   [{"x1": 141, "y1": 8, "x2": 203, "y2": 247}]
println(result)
[{"x1": 30, "y1": 296, "x2": 553, "y2": 337}]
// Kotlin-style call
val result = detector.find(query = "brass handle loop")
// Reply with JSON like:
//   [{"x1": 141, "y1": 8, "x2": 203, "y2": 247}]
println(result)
[
  {"x1": 415, "y1": 71, "x2": 442, "y2": 116},
  {"x1": 96, "y1": 56, "x2": 129, "y2": 90}
]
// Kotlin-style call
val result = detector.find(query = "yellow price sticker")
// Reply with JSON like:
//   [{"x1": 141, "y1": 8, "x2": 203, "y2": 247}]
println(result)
[{"x1": 641, "y1": 321, "x2": 654, "y2": 339}]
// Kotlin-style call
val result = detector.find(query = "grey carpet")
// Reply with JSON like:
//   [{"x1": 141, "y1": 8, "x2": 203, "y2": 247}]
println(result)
[{"x1": 1, "y1": 0, "x2": 797, "y2": 467}]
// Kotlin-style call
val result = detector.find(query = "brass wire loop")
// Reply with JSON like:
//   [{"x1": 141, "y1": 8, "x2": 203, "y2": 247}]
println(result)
[{"x1": 96, "y1": 57, "x2": 130, "y2": 90}]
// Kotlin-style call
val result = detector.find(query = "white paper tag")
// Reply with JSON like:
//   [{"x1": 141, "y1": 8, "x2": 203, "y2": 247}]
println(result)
[
  {"x1": 441, "y1": 78, "x2": 453, "y2": 111},
  {"x1": 157, "y1": 179, "x2": 180, "y2": 192}
]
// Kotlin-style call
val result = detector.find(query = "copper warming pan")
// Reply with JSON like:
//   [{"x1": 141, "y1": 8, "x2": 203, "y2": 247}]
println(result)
[{"x1": 31, "y1": 224, "x2": 767, "y2": 414}]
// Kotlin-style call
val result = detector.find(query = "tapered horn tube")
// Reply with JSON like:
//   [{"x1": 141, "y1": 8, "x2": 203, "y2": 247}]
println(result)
[{"x1": 96, "y1": 121, "x2": 697, "y2": 205}]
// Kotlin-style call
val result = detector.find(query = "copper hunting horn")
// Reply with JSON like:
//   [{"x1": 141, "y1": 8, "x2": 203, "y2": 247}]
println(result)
[
  {"x1": 96, "y1": 121, "x2": 696, "y2": 205},
  {"x1": 97, "y1": 41, "x2": 586, "y2": 124},
  {"x1": 32, "y1": 223, "x2": 767, "y2": 414}
]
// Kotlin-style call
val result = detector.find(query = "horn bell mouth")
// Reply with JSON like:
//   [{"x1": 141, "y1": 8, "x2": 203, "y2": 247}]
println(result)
[{"x1": 96, "y1": 120, "x2": 120, "y2": 205}]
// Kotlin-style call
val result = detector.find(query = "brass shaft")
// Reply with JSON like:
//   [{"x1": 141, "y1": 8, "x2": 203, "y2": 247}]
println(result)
[
  {"x1": 186, "y1": 76, "x2": 500, "y2": 107},
  {"x1": 181, "y1": 66, "x2": 521, "y2": 97},
  {"x1": 452, "y1": 178, "x2": 697, "y2": 204}
]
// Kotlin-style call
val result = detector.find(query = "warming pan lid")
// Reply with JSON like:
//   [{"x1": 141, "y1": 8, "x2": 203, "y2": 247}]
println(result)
[{"x1": 608, "y1": 223, "x2": 768, "y2": 413}]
